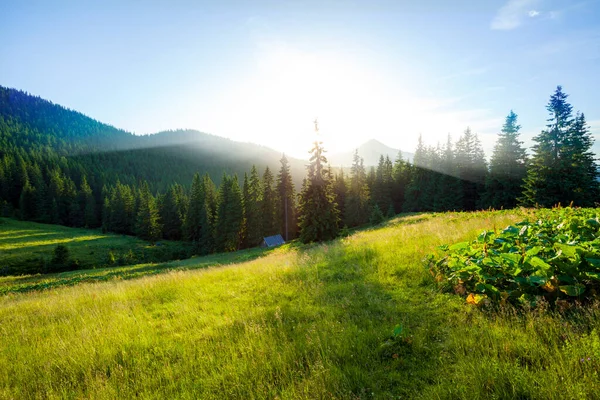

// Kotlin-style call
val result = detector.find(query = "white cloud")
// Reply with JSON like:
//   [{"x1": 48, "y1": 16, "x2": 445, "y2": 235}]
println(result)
[
  {"x1": 529, "y1": 10, "x2": 540, "y2": 17},
  {"x1": 491, "y1": 0, "x2": 540, "y2": 30}
]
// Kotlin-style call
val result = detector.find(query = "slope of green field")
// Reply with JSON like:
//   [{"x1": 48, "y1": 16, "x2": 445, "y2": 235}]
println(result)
[
  {"x1": 0, "y1": 218, "x2": 192, "y2": 276},
  {"x1": 2, "y1": 211, "x2": 600, "y2": 399}
]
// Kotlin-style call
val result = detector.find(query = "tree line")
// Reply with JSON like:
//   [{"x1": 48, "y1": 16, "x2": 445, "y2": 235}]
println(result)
[{"x1": 1, "y1": 86, "x2": 598, "y2": 252}]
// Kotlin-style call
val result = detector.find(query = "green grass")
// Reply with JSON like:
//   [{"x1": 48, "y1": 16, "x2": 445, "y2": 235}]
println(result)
[
  {"x1": 2, "y1": 210, "x2": 600, "y2": 399},
  {"x1": 0, "y1": 218, "x2": 192, "y2": 275}
]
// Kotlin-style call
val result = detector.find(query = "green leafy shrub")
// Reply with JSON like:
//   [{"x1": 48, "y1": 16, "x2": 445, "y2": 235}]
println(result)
[
  {"x1": 369, "y1": 205, "x2": 385, "y2": 225},
  {"x1": 428, "y1": 207, "x2": 600, "y2": 307},
  {"x1": 51, "y1": 245, "x2": 70, "y2": 266}
]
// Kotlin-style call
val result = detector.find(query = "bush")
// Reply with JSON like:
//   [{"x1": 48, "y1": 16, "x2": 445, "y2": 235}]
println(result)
[
  {"x1": 369, "y1": 205, "x2": 385, "y2": 225},
  {"x1": 429, "y1": 207, "x2": 600, "y2": 308},
  {"x1": 51, "y1": 244, "x2": 70, "y2": 266}
]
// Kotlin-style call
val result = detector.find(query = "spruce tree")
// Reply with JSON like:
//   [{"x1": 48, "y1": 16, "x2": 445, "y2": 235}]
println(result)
[
  {"x1": 483, "y1": 111, "x2": 527, "y2": 209},
  {"x1": 434, "y1": 135, "x2": 463, "y2": 211},
  {"x1": 160, "y1": 184, "x2": 184, "y2": 240},
  {"x1": 136, "y1": 181, "x2": 162, "y2": 243},
  {"x1": 455, "y1": 127, "x2": 487, "y2": 210},
  {"x1": 80, "y1": 176, "x2": 97, "y2": 228},
  {"x1": 392, "y1": 151, "x2": 410, "y2": 213},
  {"x1": 333, "y1": 170, "x2": 348, "y2": 224},
  {"x1": 276, "y1": 155, "x2": 296, "y2": 241},
  {"x1": 373, "y1": 155, "x2": 394, "y2": 214},
  {"x1": 19, "y1": 180, "x2": 37, "y2": 220},
  {"x1": 215, "y1": 174, "x2": 244, "y2": 252},
  {"x1": 345, "y1": 150, "x2": 370, "y2": 227},
  {"x1": 404, "y1": 135, "x2": 437, "y2": 212},
  {"x1": 183, "y1": 173, "x2": 205, "y2": 246},
  {"x1": 243, "y1": 166, "x2": 262, "y2": 247},
  {"x1": 298, "y1": 124, "x2": 339, "y2": 243},
  {"x1": 562, "y1": 112, "x2": 599, "y2": 205},
  {"x1": 260, "y1": 166, "x2": 277, "y2": 236},
  {"x1": 521, "y1": 86, "x2": 599, "y2": 207}
]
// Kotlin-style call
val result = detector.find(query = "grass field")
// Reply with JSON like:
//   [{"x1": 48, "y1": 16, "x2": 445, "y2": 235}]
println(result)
[
  {"x1": 0, "y1": 218, "x2": 192, "y2": 276},
  {"x1": 2, "y1": 210, "x2": 600, "y2": 399}
]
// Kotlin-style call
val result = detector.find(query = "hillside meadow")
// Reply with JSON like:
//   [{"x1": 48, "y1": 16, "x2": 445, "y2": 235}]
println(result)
[
  {"x1": 2, "y1": 210, "x2": 600, "y2": 399},
  {"x1": 0, "y1": 218, "x2": 193, "y2": 276}
]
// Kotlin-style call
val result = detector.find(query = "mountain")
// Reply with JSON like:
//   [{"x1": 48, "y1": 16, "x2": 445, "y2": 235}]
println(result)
[
  {"x1": 328, "y1": 139, "x2": 413, "y2": 167},
  {"x1": 0, "y1": 86, "x2": 308, "y2": 190}
]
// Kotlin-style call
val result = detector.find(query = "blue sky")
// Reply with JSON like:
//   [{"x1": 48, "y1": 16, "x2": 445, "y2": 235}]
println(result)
[{"x1": 2, "y1": 0, "x2": 599, "y2": 158}]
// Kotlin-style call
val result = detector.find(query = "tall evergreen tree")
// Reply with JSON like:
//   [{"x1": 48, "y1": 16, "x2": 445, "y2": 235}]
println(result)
[
  {"x1": 215, "y1": 174, "x2": 244, "y2": 252},
  {"x1": 404, "y1": 135, "x2": 437, "y2": 212},
  {"x1": 455, "y1": 127, "x2": 487, "y2": 210},
  {"x1": 160, "y1": 183, "x2": 184, "y2": 240},
  {"x1": 80, "y1": 176, "x2": 97, "y2": 228},
  {"x1": 521, "y1": 86, "x2": 599, "y2": 207},
  {"x1": 373, "y1": 155, "x2": 394, "y2": 215},
  {"x1": 434, "y1": 135, "x2": 463, "y2": 211},
  {"x1": 564, "y1": 112, "x2": 599, "y2": 205},
  {"x1": 391, "y1": 151, "x2": 410, "y2": 213},
  {"x1": 19, "y1": 180, "x2": 37, "y2": 220},
  {"x1": 483, "y1": 111, "x2": 527, "y2": 209},
  {"x1": 276, "y1": 155, "x2": 296, "y2": 241},
  {"x1": 345, "y1": 150, "x2": 370, "y2": 227},
  {"x1": 183, "y1": 173, "x2": 204, "y2": 244},
  {"x1": 260, "y1": 166, "x2": 278, "y2": 236},
  {"x1": 298, "y1": 123, "x2": 339, "y2": 243},
  {"x1": 135, "y1": 181, "x2": 162, "y2": 243},
  {"x1": 243, "y1": 166, "x2": 262, "y2": 247},
  {"x1": 333, "y1": 170, "x2": 348, "y2": 225}
]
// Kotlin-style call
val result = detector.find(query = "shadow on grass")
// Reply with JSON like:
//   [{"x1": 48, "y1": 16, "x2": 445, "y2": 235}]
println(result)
[{"x1": 0, "y1": 244, "x2": 279, "y2": 295}]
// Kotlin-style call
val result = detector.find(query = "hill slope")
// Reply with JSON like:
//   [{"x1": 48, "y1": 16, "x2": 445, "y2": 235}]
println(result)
[
  {"x1": 2, "y1": 210, "x2": 600, "y2": 399},
  {"x1": 0, "y1": 86, "x2": 307, "y2": 190},
  {"x1": 0, "y1": 217, "x2": 191, "y2": 276}
]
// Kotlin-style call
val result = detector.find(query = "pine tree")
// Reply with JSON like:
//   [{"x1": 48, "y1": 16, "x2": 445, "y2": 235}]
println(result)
[
  {"x1": 564, "y1": 112, "x2": 599, "y2": 205},
  {"x1": 64, "y1": 177, "x2": 82, "y2": 227},
  {"x1": 298, "y1": 123, "x2": 339, "y2": 243},
  {"x1": 160, "y1": 183, "x2": 184, "y2": 240},
  {"x1": 373, "y1": 155, "x2": 394, "y2": 214},
  {"x1": 200, "y1": 173, "x2": 217, "y2": 255},
  {"x1": 276, "y1": 155, "x2": 296, "y2": 241},
  {"x1": 80, "y1": 176, "x2": 97, "y2": 228},
  {"x1": 392, "y1": 151, "x2": 410, "y2": 213},
  {"x1": 183, "y1": 173, "x2": 204, "y2": 244},
  {"x1": 333, "y1": 170, "x2": 348, "y2": 224},
  {"x1": 243, "y1": 166, "x2": 262, "y2": 247},
  {"x1": 47, "y1": 168, "x2": 64, "y2": 224},
  {"x1": 483, "y1": 111, "x2": 527, "y2": 209},
  {"x1": 260, "y1": 166, "x2": 277, "y2": 236},
  {"x1": 345, "y1": 150, "x2": 370, "y2": 227},
  {"x1": 404, "y1": 135, "x2": 437, "y2": 212},
  {"x1": 19, "y1": 180, "x2": 37, "y2": 220},
  {"x1": 136, "y1": 181, "x2": 162, "y2": 243},
  {"x1": 434, "y1": 135, "x2": 463, "y2": 211},
  {"x1": 521, "y1": 86, "x2": 599, "y2": 207},
  {"x1": 455, "y1": 127, "x2": 487, "y2": 210},
  {"x1": 107, "y1": 181, "x2": 136, "y2": 234},
  {"x1": 369, "y1": 204, "x2": 385, "y2": 225},
  {"x1": 215, "y1": 174, "x2": 244, "y2": 252},
  {"x1": 28, "y1": 163, "x2": 47, "y2": 221}
]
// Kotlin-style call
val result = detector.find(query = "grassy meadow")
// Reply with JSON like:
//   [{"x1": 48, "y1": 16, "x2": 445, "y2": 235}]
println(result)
[
  {"x1": 0, "y1": 218, "x2": 192, "y2": 276},
  {"x1": 2, "y1": 210, "x2": 600, "y2": 399}
]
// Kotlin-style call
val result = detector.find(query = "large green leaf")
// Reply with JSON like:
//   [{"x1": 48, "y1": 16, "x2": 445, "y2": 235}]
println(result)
[{"x1": 559, "y1": 285, "x2": 585, "y2": 297}]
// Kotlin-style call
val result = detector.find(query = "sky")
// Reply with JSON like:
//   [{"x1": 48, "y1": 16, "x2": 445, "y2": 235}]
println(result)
[{"x1": 2, "y1": 0, "x2": 600, "y2": 159}]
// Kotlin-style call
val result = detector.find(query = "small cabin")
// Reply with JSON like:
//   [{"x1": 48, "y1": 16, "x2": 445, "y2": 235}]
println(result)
[{"x1": 262, "y1": 234, "x2": 285, "y2": 248}]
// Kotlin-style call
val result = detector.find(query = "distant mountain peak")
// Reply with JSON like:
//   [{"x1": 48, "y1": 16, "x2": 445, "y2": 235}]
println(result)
[{"x1": 329, "y1": 138, "x2": 413, "y2": 167}]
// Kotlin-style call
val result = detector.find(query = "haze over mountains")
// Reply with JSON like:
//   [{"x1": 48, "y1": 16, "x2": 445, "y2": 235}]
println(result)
[
  {"x1": 328, "y1": 139, "x2": 413, "y2": 167},
  {"x1": 0, "y1": 85, "x2": 408, "y2": 190}
]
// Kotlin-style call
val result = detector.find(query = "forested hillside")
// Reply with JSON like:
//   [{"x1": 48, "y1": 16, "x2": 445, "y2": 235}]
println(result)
[{"x1": 1, "y1": 85, "x2": 598, "y2": 275}]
